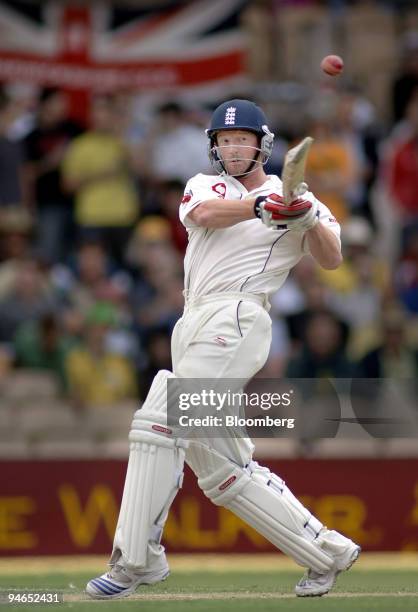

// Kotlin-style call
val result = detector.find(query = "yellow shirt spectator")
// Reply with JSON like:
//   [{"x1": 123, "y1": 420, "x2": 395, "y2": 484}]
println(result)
[
  {"x1": 65, "y1": 301, "x2": 137, "y2": 407},
  {"x1": 62, "y1": 131, "x2": 138, "y2": 227},
  {"x1": 66, "y1": 348, "x2": 137, "y2": 407},
  {"x1": 306, "y1": 138, "x2": 354, "y2": 223}
]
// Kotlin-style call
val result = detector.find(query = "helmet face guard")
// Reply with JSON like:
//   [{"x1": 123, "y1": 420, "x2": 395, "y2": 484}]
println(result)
[{"x1": 206, "y1": 99, "x2": 274, "y2": 176}]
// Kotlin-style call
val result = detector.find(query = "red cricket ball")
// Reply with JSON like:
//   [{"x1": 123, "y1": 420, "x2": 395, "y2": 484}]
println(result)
[{"x1": 320, "y1": 55, "x2": 344, "y2": 76}]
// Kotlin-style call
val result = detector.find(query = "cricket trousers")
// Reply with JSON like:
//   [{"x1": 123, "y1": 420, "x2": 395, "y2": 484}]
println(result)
[{"x1": 171, "y1": 291, "x2": 272, "y2": 471}]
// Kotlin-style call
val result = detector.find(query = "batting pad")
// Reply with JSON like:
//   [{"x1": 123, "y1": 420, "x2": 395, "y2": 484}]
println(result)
[
  {"x1": 199, "y1": 457, "x2": 334, "y2": 573},
  {"x1": 111, "y1": 370, "x2": 188, "y2": 569}
]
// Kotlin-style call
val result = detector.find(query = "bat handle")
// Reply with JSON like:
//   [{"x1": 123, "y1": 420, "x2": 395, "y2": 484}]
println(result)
[{"x1": 291, "y1": 182, "x2": 309, "y2": 199}]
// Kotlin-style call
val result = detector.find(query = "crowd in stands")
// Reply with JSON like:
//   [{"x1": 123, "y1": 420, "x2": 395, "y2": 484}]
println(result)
[{"x1": 0, "y1": 39, "x2": 418, "y2": 414}]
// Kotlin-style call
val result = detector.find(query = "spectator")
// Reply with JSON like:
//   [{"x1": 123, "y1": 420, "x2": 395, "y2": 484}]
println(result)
[
  {"x1": 392, "y1": 31, "x2": 418, "y2": 124},
  {"x1": 387, "y1": 91, "x2": 418, "y2": 245},
  {"x1": 128, "y1": 218, "x2": 183, "y2": 339},
  {"x1": 357, "y1": 307, "x2": 418, "y2": 378},
  {"x1": 0, "y1": 208, "x2": 33, "y2": 298},
  {"x1": 319, "y1": 216, "x2": 387, "y2": 292},
  {"x1": 143, "y1": 102, "x2": 211, "y2": 184},
  {"x1": 305, "y1": 95, "x2": 358, "y2": 222},
  {"x1": 139, "y1": 326, "x2": 172, "y2": 400},
  {"x1": 0, "y1": 89, "x2": 26, "y2": 208},
  {"x1": 283, "y1": 279, "x2": 341, "y2": 352},
  {"x1": 336, "y1": 87, "x2": 379, "y2": 222},
  {"x1": 53, "y1": 239, "x2": 132, "y2": 316},
  {"x1": 24, "y1": 87, "x2": 82, "y2": 262},
  {"x1": 395, "y1": 226, "x2": 418, "y2": 314},
  {"x1": 321, "y1": 216, "x2": 391, "y2": 356},
  {"x1": 273, "y1": 257, "x2": 349, "y2": 356},
  {"x1": 0, "y1": 257, "x2": 59, "y2": 345},
  {"x1": 286, "y1": 310, "x2": 354, "y2": 379},
  {"x1": 285, "y1": 310, "x2": 354, "y2": 445},
  {"x1": 125, "y1": 216, "x2": 174, "y2": 271},
  {"x1": 271, "y1": 257, "x2": 318, "y2": 322},
  {"x1": 0, "y1": 344, "x2": 12, "y2": 381},
  {"x1": 155, "y1": 180, "x2": 188, "y2": 254},
  {"x1": 65, "y1": 302, "x2": 137, "y2": 409},
  {"x1": 61, "y1": 96, "x2": 139, "y2": 265},
  {"x1": 3, "y1": 82, "x2": 37, "y2": 142},
  {"x1": 14, "y1": 313, "x2": 77, "y2": 392}
]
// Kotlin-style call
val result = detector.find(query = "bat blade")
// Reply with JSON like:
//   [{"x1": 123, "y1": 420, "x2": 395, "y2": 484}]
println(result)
[{"x1": 281, "y1": 136, "x2": 314, "y2": 204}]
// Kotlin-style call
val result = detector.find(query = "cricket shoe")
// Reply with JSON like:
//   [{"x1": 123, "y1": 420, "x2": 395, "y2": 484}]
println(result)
[
  {"x1": 86, "y1": 553, "x2": 169, "y2": 599},
  {"x1": 295, "y1": 529, "x2": 361, "y2": 597}
]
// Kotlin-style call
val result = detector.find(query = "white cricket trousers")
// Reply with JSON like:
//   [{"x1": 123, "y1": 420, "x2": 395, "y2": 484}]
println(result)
[{"x1": 171, "y1": 292, "x2": 272, "y2": 472}]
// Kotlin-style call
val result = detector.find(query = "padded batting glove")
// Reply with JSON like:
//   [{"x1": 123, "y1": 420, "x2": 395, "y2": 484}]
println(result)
[{"x1": 254, "y1": 193, "x2": 319, "y2": 232}]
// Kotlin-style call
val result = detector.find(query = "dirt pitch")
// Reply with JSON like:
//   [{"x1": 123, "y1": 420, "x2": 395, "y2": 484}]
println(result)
[
  {"x1": 62, "y1": 590, "x2": 418, "y2": 603},
  {"x1": 1, "y1": 552, "x2": 417, "y2": 575}
]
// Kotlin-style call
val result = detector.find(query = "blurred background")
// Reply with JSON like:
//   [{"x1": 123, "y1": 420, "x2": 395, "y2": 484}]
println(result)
[{"x1": 0, "y1": 0, "x2": 417, "y2": 557}]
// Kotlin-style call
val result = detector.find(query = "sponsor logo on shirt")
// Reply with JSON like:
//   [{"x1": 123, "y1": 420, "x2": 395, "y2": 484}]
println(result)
[{"x1": 212, "y1": 182, "x2": 226, "y2": 198}]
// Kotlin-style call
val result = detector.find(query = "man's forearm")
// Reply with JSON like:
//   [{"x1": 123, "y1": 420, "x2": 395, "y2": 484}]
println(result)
[
  {"x1": 188, "y1": 198, "x2": 256, "y2": 228},
  {"x1": 305, "y1": 222, "x2": 343, "y2": 270}
]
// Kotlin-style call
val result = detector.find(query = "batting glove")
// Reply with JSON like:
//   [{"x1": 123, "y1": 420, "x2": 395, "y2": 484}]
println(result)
[{"x1": 254, "y1": 193, "x2": 319, "y2": 231}]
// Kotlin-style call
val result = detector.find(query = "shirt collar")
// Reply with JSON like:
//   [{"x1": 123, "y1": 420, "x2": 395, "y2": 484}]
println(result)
[{"x1": 225, "y1": 174, "x2": 282, "y2": 196}]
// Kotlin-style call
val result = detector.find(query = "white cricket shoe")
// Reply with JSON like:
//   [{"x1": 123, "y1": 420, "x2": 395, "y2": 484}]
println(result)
[
  {"x1": 86, "y1": 553, "x2": 169, "y2": 599},
  {"x1": 295, "y1": 530, "x2": 361, "y2": 597}
]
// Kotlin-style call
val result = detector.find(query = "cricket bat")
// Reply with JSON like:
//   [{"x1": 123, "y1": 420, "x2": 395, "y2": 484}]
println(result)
[{"x1": 281, "y1": 136, "x2": 314, "y2": 204}]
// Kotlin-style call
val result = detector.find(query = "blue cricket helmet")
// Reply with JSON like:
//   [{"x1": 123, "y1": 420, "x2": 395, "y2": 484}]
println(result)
[
  {"x1": 206, "y1": 99, "x2": 274, "y2": 175},
  {"x1": 207, "y1": 99, "x2": 269, "y2": 137}
]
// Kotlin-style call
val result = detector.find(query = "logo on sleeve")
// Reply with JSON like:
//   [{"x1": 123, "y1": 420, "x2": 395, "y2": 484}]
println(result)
[
  {"x1": 212, "y1": 182, "x2": 226, "y2": 198},
  {"x1": 225, "y1": 106, "x2": 236, "y2": 125},
  {"x1": 181, "y1": 189, "x2": 193, "y2": 204}
]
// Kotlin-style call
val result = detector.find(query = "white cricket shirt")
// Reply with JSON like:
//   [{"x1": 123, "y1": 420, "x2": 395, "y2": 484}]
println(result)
[{"x1": 179, "y1": 173, "x2": 340, "y2": 298}]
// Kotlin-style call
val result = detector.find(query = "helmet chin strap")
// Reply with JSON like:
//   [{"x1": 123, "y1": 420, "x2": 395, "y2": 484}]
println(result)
[
  {"x1": 213, "y1": 144, "x2": 266, "y2": 178},
  {"x1": 232, "y1": 151, "x2": 262, "y2": 178}
]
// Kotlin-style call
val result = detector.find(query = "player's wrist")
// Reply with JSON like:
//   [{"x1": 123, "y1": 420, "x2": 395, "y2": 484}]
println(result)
[
  {"x1": 304, "y1": 215, "x2": 320, "y2": 232},
  {"x1": 253, "y1": 195, "x2": 266, "y2": 219},
  {"x1": 286, "y1": 203, "x2": 319, "y2": 232}
]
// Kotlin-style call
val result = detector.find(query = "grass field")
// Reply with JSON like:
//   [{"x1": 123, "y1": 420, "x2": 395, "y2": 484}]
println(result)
[{"x1": 1, "y1": 554, "x2": 417, "y2": 612}]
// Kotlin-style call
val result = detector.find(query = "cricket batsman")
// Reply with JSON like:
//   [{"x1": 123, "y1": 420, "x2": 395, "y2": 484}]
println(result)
[{"x1": 86, "y1": 99, "x2": 360, "y2": 599}]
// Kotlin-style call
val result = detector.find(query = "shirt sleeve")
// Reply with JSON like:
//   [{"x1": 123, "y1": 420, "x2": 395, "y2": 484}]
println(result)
[
  {"x1": 179, "y1": 173, "x2": 221, "y2": 229},
  {"x1": 301, "y1": 195, "x2": 341, "y2": 254}
]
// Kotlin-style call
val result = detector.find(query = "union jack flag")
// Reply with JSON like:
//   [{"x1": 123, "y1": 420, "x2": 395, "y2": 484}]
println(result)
[{"x1": 0, "y1": 0, "x2": 248, "y2": 101}]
